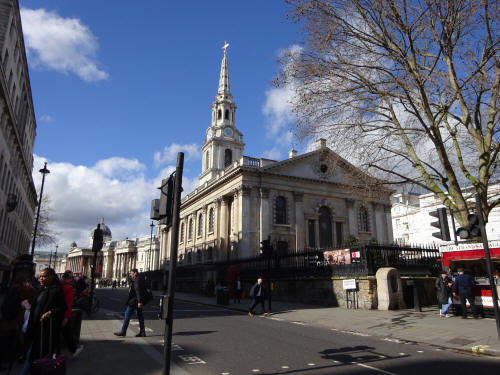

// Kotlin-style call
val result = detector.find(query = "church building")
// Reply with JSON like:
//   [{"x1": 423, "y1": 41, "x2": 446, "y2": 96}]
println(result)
[{"x1": 158, "y1": 46, "x2": 394, "y2": 266}]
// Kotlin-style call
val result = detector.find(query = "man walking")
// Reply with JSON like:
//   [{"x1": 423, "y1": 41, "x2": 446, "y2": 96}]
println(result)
[
  {"x1": 452, "y1": 268, "x2": 478, "y2": 319},
  {"x1": 435, "y1": 270, "x2": 453, "y2": 318},
  {"x1": 248, "y1": 277, "x2": 268, "y2": 317},
  {"x1": 114, "y1": 269, "x2": 147, "y2": 337}
]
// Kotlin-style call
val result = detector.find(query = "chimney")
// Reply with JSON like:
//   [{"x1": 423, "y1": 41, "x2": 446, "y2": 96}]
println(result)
[
  {"x1": 288, "y1": 149, "x2": 297, "y2": 159},
  {"x1": 316, "y1": 138, "x2": 327, "y2": 150}
]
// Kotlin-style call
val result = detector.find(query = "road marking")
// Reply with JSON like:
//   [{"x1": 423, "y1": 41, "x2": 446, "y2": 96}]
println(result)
[
  {"x1": 417, "y1": 350, "x2": 424, "y2": 353},
  {"x1": 330, "y1": 328, "x2": 338, "y2": 331},
  {"x1": 352, "y1": 362, "x2": 399, "y2": 375},
  {"x1": 178, "y1": 355, "x2": 206, "y2": 364},
  {"x1": 281, "y1": 366, "x2": 289, "y2": 369},
  {"x1": 340, "y1": 330, "x2": 371, "y2": 337},
  {"x1": 145, "y1": 327, "x2": 154, "y2": 332},
  {"x1": 398, "y1": 353, "x2": 405, "y2": 356},
  {"x1": 382, "y1": 338, "x2": 402, "y2": 343},
  {"x1": 221, "y1": 373, "x2": 230, "y2": 375},
  {"x1": 291, "y1": 321, "x2": 307, "y2": 325},
  {"x1": 269, "y1": 317, "x2": 284, "y2": 321},
  {"x1": 333, "y1": 361, "x2": 340, "y2": 364},
  {"x1": 251, "y1": 369, "x2": 260, "y2": 373},
  {"x1": 307, "y1": 363, "x2": 315, "y2": 366},
  {"x1": 472, "y1": 345, "x2": 490, "y2": 353},
  {"x1": 172, "y1": 344, "x2": 184, "y2": 351}
]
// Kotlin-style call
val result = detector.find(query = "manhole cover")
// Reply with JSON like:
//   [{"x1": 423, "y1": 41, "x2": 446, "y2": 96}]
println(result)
[{"x1": 446, "y1": 337, "x2": 475, "y2": 345}]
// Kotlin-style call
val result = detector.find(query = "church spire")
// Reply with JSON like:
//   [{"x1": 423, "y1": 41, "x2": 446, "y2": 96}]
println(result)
[{"x1": 217, "y1": 41, "x2": 232, "y2": 99}]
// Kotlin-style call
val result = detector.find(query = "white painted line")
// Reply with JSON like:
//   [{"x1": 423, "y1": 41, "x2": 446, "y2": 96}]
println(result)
[
  {"x1": 269, "y1": 317, "x2": 284, "y2": 321},
  {"x1": 417, "y1": 350, "x2": 424, "y2": 353},
  {"x1": 333, "y1": 361, "x2": 340, "y2": 364},
  {"x1": 281, "y1": 366, "x2": 289, "y2": 369},
  {"x1": 307, "y1": 363, "x2": 315, "y2": 366},
  {"x1": 378, "y1": 355, "x2": 386, "y2": 359},
  {"x1": 383, "y1": 338, "x2": 401, "y2": 343},
  {"x1": 221, "y1": 373, "x2": 230, "y2": 375},
  {"x1": 331, "y1": 328, "x2": 338, "y2": 331},
  {"x1": 251, "y1": 370, "x2": 260, "y2": 373},
  {"x1": 145, "y1": 327, "x2": 154, "y2": 332},
  {"x1": 291, "y1": 321, "x2": 308, "y2": 325},
  {"x1": 399, "y1": 353, "x2": 405, "y2": 356},
  {"x1": 341, "y1": 330, "x2": 371, "y2": 337},
  {"x1": 353, "y1": 362, "x2": 399, "y2": 375}
]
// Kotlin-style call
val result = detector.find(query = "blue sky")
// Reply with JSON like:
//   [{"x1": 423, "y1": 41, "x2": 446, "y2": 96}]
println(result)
[{"x1": 20, "y1": 1, "x2": 303, "y2": 251}]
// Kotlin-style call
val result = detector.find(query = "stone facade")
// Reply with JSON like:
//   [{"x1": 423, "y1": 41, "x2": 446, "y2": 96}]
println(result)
[
  {"x1": 159, "y1": 47, "x2": 394, "y2": 267},
  {"x1": 0, "y1": 0, "x2": 37, "y2": 275}
]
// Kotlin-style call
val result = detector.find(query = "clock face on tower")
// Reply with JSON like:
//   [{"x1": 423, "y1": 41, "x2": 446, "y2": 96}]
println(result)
[{"x1": 223, "y1": 127, "x2": 234, "y2": 137}]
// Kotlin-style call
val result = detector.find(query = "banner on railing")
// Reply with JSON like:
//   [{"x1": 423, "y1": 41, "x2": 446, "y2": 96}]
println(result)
[{"x1": 323, "y1": 249, "x2": 351, "y2": 265}]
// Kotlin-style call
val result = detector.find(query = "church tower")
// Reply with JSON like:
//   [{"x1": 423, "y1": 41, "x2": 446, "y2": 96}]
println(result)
[{"x1": 199, "y1": 42, "x2": 245, "y2": 185}]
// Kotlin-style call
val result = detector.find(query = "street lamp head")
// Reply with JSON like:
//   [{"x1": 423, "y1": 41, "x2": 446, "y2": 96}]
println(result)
[{"x1": 39, "y1": 162, "x2": 50, "y2": 175}]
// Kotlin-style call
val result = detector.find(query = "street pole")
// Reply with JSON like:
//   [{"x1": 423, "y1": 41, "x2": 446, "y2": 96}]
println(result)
[
  {"x1": 163, "y1": 152, "x2": 183, "y2": 375},
  {"x1": 30, "y1": 162, "x2": 50, "y2": 258},
  {"x1": 449, "y1": 209, "x2": 458, "y2": 245},
  {"x1": 89, "y1": 223, "x2": 103, "y2": 317},
  {"x1": 475, "y1": 194, "x2": 500, "y2": 339},
  {"x1": 149, "y1": 221, "x2": 155, "y2": 287},
  {"x1": 49, "y1": 250, "x2": 53, "y2": 268},
  {"x1": 54, "y1": 245, "x2": 58, "y2": 272}
]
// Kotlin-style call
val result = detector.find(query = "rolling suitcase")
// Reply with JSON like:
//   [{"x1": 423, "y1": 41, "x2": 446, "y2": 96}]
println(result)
[{"x1": 32, "y1": 317, "x2": 66, "y2": 375}]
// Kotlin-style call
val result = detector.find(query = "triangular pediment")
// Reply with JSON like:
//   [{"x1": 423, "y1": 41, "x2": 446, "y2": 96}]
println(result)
[{"x1": 259, "y1": 148, "x2": 378, "y2": 186}]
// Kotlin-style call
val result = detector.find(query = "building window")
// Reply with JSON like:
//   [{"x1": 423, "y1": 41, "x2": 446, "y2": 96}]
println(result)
[
  {"x1": 308, "y1": 220, "x2": 316, "y2": 248},
  {"x1": 217, "y1": 109, "x2": 222, "y2": 119},
  {"x1": 224, "y1": 149, "x2": 232, "y2": 167},
  {"x1": 358, "y1": 206, "x2": 370, "y2": 232},
  {"x1": 224, "y1": 109, "x2": 229, "y2": 120},
  {"x1": 197, "y1": 213, "x2": 203, "y2": 236},
  {"x1": 275, "y1": 196, "x2": 287, "y2": 224},
  {"x1": 319, "y1": 206, "x2": 332, "y2": 248},
  {"x1": 208, "y1": 208, "x2": 215, "y2": 232},
  {"x1": 205, "y1": 151, "x2": 210, "y2": 170},
  {"x1": 188, "y1": 218, "x2": 193, "y2": 240}
]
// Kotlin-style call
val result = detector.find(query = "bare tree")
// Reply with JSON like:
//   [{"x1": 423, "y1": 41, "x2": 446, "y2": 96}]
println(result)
[
  {"x1": 35, "y1": 194, "x2": 60, "y2": 248},
  {"x1": 277, "y1": 0, "x2": 499, "y2": 225}
]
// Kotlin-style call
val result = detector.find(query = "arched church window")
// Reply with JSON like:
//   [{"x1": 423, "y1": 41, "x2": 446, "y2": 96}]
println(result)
[
  {"x1": 275, "y1": 196, "x2": 287, "y2": 224},
  {"x1": 217, "y1": 109, "x2": 222, "y2": 119},
  {"x1": 208, "y1": 208, "x2": 215, "y2": 232},
  {"x1": 180, "y1": 222, "x2": 185, "y2": 243},
  {"x1": 224, "y1": 109, "x2": 229, "y2": 120},
  {"x1": 197, "y1": 213, "x2": 203, "y2": 236},
  {"x1": 224, "y1": 149, "x2": 232, "y2": 167},
  {"x1": 319, "y1": 206, "x2": 333, "y2": 248},
  {"x1": 188, "y1": 218, "x2": 193, "y2": 240},
  {"x1": 358, "y1": 206, "x2": 370, "y2": 232}
]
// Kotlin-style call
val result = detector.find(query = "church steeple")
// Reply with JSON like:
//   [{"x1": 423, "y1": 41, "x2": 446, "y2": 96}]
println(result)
[
  {"x1": 217, "y1": 42, "x2": 232, "y2": 100},
  {"x1": 200, "y1": 42, "x2": 244, "y2": 185}
]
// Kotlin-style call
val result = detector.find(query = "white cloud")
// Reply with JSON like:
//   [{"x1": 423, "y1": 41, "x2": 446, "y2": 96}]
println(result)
[
  {"x1": 262, "y1": 85, "x2": 295, "y2": 137},
  {"x1": 39, "y1": 115, "x2": 53, "y2": 122},
  {"x1": 262, "y1": 147, "x2": 282, "y2": 160},
  {"x1": 32, "y1": 155, "x2": 156, "y2": 252},
  {"x1": 153, "y1": 143, "x2": 201, "y2": 168},
  {"x1": 20, "y1": 8, "x2": 108, "y2": 82}
]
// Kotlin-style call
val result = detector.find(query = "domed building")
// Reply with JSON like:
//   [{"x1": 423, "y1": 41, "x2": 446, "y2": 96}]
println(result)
[{"x1": 88, "y1": 218, "x2": 112, "y2": 247}]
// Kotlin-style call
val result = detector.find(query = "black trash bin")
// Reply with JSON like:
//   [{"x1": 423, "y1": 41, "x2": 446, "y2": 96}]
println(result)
[
  {"x1": 216, "y1": 287, "x2": 229, "y2": 305},
  {"x1": 71, "y1": 308, "x2": 83, "y2": 345}
]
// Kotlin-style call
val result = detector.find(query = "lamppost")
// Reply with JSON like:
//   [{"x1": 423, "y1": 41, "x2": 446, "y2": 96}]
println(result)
[
  {"x1": 149, "y1": 221, "x2": 155, "y2": 271},
  {"x1": 53, "y1": 245, "x2": 58, "y2": 271},
  {"x1": 30, "y1": 162, "x2": 50, "y2": 258}
]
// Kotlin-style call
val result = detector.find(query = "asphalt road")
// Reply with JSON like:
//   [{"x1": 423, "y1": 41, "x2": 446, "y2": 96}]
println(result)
[{"x1": 97, "y1": 288, "x2": 500, "y2": 375}]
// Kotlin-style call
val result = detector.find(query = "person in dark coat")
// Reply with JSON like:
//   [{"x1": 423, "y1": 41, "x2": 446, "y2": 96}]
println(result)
[
  {"x1": 452, "y1": 268, "x2": 478, "y2": 319},
  {"x1": 248, "y1": 277, "x2": 268, "y2": 317},
  {"x1": 114, "y1": 269, "x2": 147, "y2": 337},
  {"x1": 435, "y1": 270, "x2": 453, "y2": 317},
  {"x1": 20, "y1": 268, "x2": 66, "y2": 375}
]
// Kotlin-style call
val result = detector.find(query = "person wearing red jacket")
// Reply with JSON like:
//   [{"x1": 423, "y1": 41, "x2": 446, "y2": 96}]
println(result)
[{"x1": 60, "y1": 271, "x2": 83, "y2": 358}]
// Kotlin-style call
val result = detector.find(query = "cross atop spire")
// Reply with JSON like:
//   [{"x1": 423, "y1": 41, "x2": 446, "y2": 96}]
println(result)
[{"x1": 217, "y1": 41, "x2": 231, "y2": 98}]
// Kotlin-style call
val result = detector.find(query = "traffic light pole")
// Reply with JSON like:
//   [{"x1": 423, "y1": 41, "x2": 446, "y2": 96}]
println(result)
[
  {"x1": 475, "y1": 194, "x2": 500, "y2": 339},
  {"x1": 163, "y1": 152, "x2": 183, "y2": 375}
]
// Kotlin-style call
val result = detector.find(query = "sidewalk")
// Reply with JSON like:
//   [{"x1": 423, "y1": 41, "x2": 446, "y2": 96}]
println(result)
[
  {"x1": 7, "y1": 308, "x2": 189, "y2": 375},
  {"x1": 175, "y1": 292, "x2": 500, "y2": 357}
]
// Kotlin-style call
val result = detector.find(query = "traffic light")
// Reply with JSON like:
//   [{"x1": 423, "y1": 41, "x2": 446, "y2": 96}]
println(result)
[
  {"x1": 260, "y1": 238, "x2": 273, "y2": 257},
  {"x1": 456, "y1": 213, "x2": 481, "y2": 239},
  {"x1": 92, "y1": 224, "x2": 104, "y2": 252},
  {"x1": 429, "y1": 208, "x2": 451, "y2": 241},
  {"x1": 150, "y1": 199, "x2": 160, "y2": 220},
  {"x1": 158, "y1": 176, "x2": 174, "y2": 226}
]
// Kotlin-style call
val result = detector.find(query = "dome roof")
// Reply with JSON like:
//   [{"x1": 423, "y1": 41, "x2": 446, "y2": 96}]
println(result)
[{"x1": 90, "y1": 218, "x2": 112, "y2": 242}]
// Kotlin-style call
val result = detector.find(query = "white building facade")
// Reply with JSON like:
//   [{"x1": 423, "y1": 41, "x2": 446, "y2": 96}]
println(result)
[{"x1": 392, "y1": 184, "x2": 500, "y2": 245}]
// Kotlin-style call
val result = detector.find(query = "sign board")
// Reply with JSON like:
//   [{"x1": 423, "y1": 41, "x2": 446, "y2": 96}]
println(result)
[
  {"x1": 343, "y1": 279, "x2": 356, "y2": 290},
  {"x1": 440, "y1": 240, "x2": 500, "y2": 253},
  {"x1": 323, "y1": 249, "x2": 351, "y2": 265}
]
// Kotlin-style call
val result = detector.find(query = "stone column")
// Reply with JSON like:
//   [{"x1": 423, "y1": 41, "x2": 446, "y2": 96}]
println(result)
[
  {"x1": 374, "y1": 204, "x2": 384, "y2": 243},
  {"x1": 385, "y1": 205, "x2": 394, "y2": 243},
  {"x1": 259, "y1": 188, "x2": 270, "y2": 242},
  {"x1": 346, "y1": 199, "x2": 358, "y2": 237},
  {"x1": 219, "y1": 198, "x2": 229, "y2": 259},
  {"x1": 294, "y1": 192, "x2": 305, "y2": 252},
  {"x1": 239, "y1": 186, "x2": 252, "y2": 258}
]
